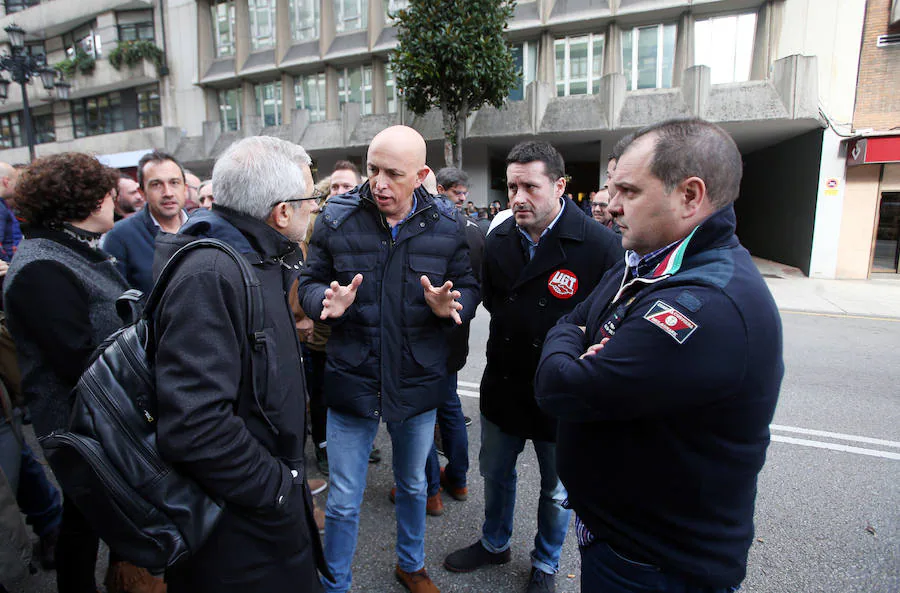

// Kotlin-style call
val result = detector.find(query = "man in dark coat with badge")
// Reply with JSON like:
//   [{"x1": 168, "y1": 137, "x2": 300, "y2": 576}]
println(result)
[{"x1": 444, "y1": 141, "x2": 621, "y2": 593}]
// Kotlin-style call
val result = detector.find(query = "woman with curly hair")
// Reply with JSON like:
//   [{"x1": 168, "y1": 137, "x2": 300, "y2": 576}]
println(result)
[{"x1": 2, "y1": 153, "x2": 164, "y2": 593}]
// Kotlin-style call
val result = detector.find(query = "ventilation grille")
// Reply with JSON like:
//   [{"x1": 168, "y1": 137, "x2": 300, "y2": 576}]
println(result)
[{"x1": 877, "y1": 34, "x2": 900, "y2": 47}]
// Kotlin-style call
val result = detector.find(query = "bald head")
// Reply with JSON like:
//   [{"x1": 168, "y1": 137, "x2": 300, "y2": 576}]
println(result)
[
  {"x1": 366, "y1": 126, "x2": 429, "y2": 223},
  {"x1": 0, "y1": 162, "x2": 19, "y2": 203}
]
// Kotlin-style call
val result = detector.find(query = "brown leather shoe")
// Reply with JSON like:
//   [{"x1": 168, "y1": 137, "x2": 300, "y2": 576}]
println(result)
[
  {"x1": 105, "y1": 561, "x2": 167, "y2": 593},
  {"x1": 440, "y1": 468, "x2": 468, "y2": 501},
  {"x1": 389, "y1": 487, "x2": 444, "y2": 516},
  {"x1": 395, "y1": 565, "x2": 440, "y2": 593}
]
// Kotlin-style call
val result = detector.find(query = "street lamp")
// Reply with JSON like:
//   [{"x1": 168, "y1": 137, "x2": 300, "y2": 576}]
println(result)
[{"x1": 0, "y1": 23, "x2": 68, "y2": 161}]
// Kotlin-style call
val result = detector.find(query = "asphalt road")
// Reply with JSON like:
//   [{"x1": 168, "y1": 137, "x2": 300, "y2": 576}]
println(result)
[{"x1": 10, "y1": 307, "x2": 900, "y2": 592}]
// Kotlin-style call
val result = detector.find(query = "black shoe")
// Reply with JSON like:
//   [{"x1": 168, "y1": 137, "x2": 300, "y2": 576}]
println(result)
[
  {"x1": 444, "y1": 541, "x2": 511, "y2": 573},
  {"x1": 525, "y1": 568, "x2": 555, "y2": 593},
  {"x1": 464, "y1": 415, "x2": 472, "y2": 427},
  {"x1": 37, "y1": 527, "x2": 59, "y2": 570},
  {"x1": 369, "y1": 446, "x2": 381, "y2": 464},
  {"x1": 315, "y1": 445, "x2": 329, "y2": 476}
]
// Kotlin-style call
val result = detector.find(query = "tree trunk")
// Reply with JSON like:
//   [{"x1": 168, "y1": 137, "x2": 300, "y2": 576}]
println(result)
[
  {"x1": 455, "y1": 110, "x2": 466, "y2": 169},
  {"x1": 442, "y1": 106, "x2": 457, "y2": 168}
]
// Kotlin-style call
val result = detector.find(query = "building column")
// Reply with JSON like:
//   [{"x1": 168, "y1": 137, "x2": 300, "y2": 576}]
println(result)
[
  {"x1": 671, "y1": 11, "x2": 695, "y2": 88},
  {"x1": 751, "y1": 0, "x2": 784, "y2": 81},
  {"x1": 372, "y1": 58, "x2": 387, "y2": 114},
  {"x1": 276, "y1": 0, "x2": 291, "y2": 62},
  {"x1": 325, "y1": 65, "x2": 340, "y2": 120},
  {"x1": 197, "y1": 0, "x2": 215, "y2": 81},
  {"x1": 320, "y1": 0, "x2": 336, "y2": 56},
  {"x1": 282, "y1": 72, "x2": 295, "y2": 124},
  {"x1": 603, "y1": 21, "x2": 622, "y2": 76},
  {"x1": 234, "y1": 0, "x2": 251, "y2": 70},
  {"x1": 537, "y1": 30, "x2": 555, "y2": 86}
]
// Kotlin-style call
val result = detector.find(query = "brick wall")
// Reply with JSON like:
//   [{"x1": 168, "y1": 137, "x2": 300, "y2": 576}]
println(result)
[{"x1": 853, "y1": 0, "x2": 900, "y2": 130}]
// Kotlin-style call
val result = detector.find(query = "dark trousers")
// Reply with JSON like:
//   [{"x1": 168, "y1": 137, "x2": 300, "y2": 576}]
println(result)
[
  {"x1": 56, "y1": 497, "x2": 99, "y2": 593},
  {"x1": 17, "y1": 442, "x2": 62, "y2": 537},
  {"x1": 580, "y1": 541, "x2": 741, "y2": 593},
  {"x1": 303, "y1": 346, "x2": 328, "y2": 446},
  {"x1": 425, "y1": 372, "x2": 469, "y2": 495}
]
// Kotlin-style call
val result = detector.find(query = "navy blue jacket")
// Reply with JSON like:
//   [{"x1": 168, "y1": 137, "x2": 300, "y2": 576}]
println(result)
[
  {"x1": 103, "y1": 207, "x2": 162, "y2": 294},
  {"x1": 297, "y1": 182, "x2": 479, "y2": 423},
  {"x1": 534, "y1": 206, "x2": 784, "y2": 588},
  {"x1": 481, "y1": 198, "x2": 622, "y2": 441},
  {"x1": 0, "y1": 198, "x2": 21, "y2": 262}
]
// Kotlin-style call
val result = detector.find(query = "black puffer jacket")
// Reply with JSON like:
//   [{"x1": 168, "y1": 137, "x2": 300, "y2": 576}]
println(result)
[{"x1": 298, "y1": 182, "x2": 480, "y2": 422}]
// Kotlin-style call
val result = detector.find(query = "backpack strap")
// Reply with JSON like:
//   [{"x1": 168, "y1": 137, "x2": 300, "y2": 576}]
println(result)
[{"x1": 145, "y1": 238, "x2": 278, "y2": 437}]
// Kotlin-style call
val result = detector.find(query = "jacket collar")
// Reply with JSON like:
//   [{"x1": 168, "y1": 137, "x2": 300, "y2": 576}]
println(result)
[
  {"x1": 213, "y1": 205, "x2": 299, "y2": 264},
  {"x1": 493, "y1": 197, "x2": 591, "y2": 290},
  {"x1": 22, "y1": 225, "x2": 111, "y2": 263}
]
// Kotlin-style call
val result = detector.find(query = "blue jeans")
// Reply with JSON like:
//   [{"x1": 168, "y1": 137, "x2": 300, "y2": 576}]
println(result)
[
  {"x1": 580, "y1": 541, "x2": 742, "y2": 593},
  {"x1": 479, "y1": 416, "x2": 570, "y2": 575},
  {"x1": 425, "y1": 373, "x2": 469, "y2": 496},
  {"x1": 322, "y1": 408, "x2": 437, "y2": 593}
]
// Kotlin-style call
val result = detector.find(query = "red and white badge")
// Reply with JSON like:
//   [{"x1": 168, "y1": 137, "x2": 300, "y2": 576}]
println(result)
[
  {"x1": 643, "y1": 300, "x2": 699, "y2": 344},
  {"x1": 548, "y1": 269, "x2": 578, "y2": 299}
]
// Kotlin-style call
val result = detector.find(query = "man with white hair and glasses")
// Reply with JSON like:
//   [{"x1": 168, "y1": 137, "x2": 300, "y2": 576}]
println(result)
[{"x1": 153, "y1": 136, "x2": 329, "y2": 591}]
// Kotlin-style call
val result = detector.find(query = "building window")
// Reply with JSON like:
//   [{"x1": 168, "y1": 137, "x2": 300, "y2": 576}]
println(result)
[
  {"x1": 509, "y1": 41, "x2": 538, "y2": 101},
  {"x1": 385, "y1": 64, "x2": 399, "y2": 113},
  {"x1": 137, "y1": 85, "x2": 161, "y2": 128},
  {"x1": 289, "y1": 0, "x2": 319, "y2": 42},
  {"x1": 255, "y1": 81, "x2": 282, "y2": 127},
  {"x1": 4, "y1": 0, "x2": 39, "y2": 13},
  {"x1": 335, "y1": 0, "x2": 367, "y2": 33},
  {"x1": 32, "y1": 111, "x2": 55, "y2": 144},
  {"x1": 295, "y1": 73, "x2": 326, "y2": 122},
  {"x1": 211, "y1": 0, "x2": 236, "y2": 57},
  {"x1": 218, "y1": 88, "x2": 242, "y2": 132},
  {"x1": 555, "y1": 34, "x2": 603, "y2": 96},
  {"x1": 71, "y1": 92, "x2": 125, "y2": 138},
  {"x1": 0, "y1": 113, "x2": 21, "y2": 149},
  {"x1": 338, "y1": 65, "x2": 373, "y2": 115},
  {"x1": 385, "y1": 0, "x2": 407, "y2": 20},
  {"x1": 622, "y1": 24, "x2": 676, "y2": 91},
  {"x1": 25, "y1": 42, "x2": 46, "y2": 62},
  {"x1": 117, "y1": 11, "x2": 155, "y2": 42},
  {"x1": 63, "y1": 22, "x2": 102, "y2": 59},
  {"x1": 249, "y1": 0, "x2": 277, "y2": 50},
  {"x1": 694, "y1": 13, "x2": 756, "y2": 84}
]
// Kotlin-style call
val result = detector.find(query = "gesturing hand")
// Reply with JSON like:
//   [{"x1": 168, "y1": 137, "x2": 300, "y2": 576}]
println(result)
[
  {"x1": 420, "y1": 275, "x2": 463, "y2": 325},
  {"x1": 320, "y1": 274, "x2": 364, "y2": 320}
]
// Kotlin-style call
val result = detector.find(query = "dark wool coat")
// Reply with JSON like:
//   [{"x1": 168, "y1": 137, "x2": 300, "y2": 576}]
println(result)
[
  {"x1": 153, "y1": 207, "x2": 325, "y2": 592},
  {"x1": 480, "y1": 198, "x2": 622, "y2": 442},
  {"x1": 298, "y1": 182, "x2": 480, "y2": 423}
]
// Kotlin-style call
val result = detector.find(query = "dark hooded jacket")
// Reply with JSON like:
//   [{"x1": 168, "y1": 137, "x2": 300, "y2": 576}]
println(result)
[
  {"x1": 297, "y1": 182, "x2": 480, "y2": 422},
  {"x1": 152, "y1": 206, "x2": 325, "y2": 592}
]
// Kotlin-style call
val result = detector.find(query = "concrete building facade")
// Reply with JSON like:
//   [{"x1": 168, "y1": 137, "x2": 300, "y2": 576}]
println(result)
[{"x1": 0, "y1": 0, "x2": 885, "y2": 278}]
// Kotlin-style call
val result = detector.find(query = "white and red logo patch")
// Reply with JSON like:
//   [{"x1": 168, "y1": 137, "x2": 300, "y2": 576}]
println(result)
[
  {"x1": 548, "y1": 269, "x2": 578, "y2": 299},
  {"x1": 643, "y1": 300, "x2": 699, "y2": 344}
]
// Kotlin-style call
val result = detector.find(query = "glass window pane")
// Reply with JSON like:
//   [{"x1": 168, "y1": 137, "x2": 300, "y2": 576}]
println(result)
[
  {"x1": 509, "y1": 44, "x2": 525, "y2": 101},
  {"x1": 661, "y1": 23, "x2": 676, "y2": 88},
  {"x1": 636, "y1": 26, "x2": 658, "y2": 90},
  {"x1": 249, "y1": 0, "x2": 276, "y2": 50},
  {"x1": 591, "y1": 36, "x2": 604, "y2": 94},
  {"x1": 554, "y1": 39, "x2": 566, "y2": 91},
  {"x1": 526, "y1": 42, "x2": 537, "y2": 86},
  {"x1": 290, "y1": 0, "x2": 319, "y2": 41}
]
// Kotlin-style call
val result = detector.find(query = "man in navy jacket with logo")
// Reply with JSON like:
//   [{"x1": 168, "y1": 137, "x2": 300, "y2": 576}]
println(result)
[
  {"x1": 443, "y1": 141, "x2": 621, "y2": 593},
  {"x1": 534, "y1": 118, "x2": 784, "y2": 593}
]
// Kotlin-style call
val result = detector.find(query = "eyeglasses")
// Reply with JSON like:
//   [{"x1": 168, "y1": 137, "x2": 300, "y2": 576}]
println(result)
[
  {"x1": 591, "y1": 202, "x2": 608, "y2": 208},
  {"x1": 270, "y1": 190, "x2": 325, "y2": 209}
]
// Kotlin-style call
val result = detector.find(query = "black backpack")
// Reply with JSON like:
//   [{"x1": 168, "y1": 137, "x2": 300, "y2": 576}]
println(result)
[{"x1": 40, "y1": 238, "x2": 269, "y2": 571}]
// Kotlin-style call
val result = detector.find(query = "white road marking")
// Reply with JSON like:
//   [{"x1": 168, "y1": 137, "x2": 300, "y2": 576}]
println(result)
[
  {"x1": 771, "y1": 435, "x2": 900, "y2": 461},
  {"x1": 770, "y1": 424, "x2": 900, "y2": 449},
  {"x1": 455, "y1": 383, "x2": 899, "y2": 461}
]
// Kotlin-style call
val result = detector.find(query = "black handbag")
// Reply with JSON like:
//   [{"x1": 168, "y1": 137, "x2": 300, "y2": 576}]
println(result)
[{"x1": 41, "y1": 238, "x2": 269, "y2": 571}]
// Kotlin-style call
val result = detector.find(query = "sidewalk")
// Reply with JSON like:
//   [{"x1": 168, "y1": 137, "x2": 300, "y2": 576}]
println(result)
[{"x1": 755, "y1": 258, "x2": 900, "y2": 318}]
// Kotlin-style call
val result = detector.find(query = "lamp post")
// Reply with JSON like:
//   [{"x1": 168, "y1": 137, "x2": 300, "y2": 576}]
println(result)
[{"x1": 0, "y1": 23, "x2": 70, "y2": 162}]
